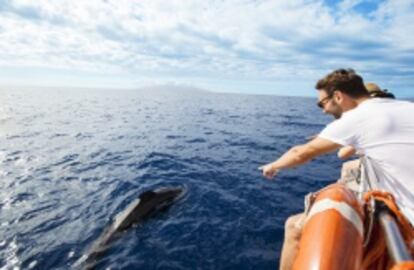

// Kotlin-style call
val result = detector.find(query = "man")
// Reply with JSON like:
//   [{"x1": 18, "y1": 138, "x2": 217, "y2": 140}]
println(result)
[
  {"x1": 259, "y1": 69, "x2": 414, "y2": 270},
  {"x1": 365, "y1": 82, "x2": 395, "y2": 99},
  {"x1": 338, "y1": 82, "x2": 395, "y2": 159},
  {"x1": 312, "y1": 82, "x2": 395, "y2": 158}
]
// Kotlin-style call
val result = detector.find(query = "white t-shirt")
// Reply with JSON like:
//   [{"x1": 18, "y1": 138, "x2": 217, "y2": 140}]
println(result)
[{"x1": 318, "y1": 98, "x2": 414, "y2": 225}]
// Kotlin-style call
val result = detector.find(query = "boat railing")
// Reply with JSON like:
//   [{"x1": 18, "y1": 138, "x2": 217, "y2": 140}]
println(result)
[{"x1": 377, "y1": 204, "x2": 413, "y2": 263}]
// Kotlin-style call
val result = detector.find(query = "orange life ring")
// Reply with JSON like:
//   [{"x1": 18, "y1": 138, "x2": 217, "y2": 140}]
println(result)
[
  {"x1": 293, "y1": 183, "x2": 364, "y2": 270},
  {"x1": 391, "y1": 261, "x2": 414, "y2": 270}
]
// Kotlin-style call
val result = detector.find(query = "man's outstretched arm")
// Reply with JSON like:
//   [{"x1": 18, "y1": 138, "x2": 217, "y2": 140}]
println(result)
[{"x1": 260, "y1": 137, "x2": 342, "y2": 179}]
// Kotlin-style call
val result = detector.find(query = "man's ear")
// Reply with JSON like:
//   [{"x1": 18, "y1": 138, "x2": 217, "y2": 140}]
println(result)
[
  {"x1": 332, "y1": 90, "x2": 343, "y2": 103},
  {"x1": 333, "y1": 90, "x2": 344, "y2": 103}
]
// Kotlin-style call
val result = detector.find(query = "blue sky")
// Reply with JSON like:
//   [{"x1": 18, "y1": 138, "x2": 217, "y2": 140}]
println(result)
[{"x1": 0, "y1": 0, "x2": 413, "y2": 97}]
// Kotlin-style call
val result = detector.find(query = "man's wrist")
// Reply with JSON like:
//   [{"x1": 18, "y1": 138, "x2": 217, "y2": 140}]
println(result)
[{"x1": 271, "y1": 163, "x2": 281, "y2": 172}]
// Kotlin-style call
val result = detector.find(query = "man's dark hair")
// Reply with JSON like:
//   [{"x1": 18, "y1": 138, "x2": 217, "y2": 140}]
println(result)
[{"x1": 315, "y1": 68, "x2": 370, "y2": 98}]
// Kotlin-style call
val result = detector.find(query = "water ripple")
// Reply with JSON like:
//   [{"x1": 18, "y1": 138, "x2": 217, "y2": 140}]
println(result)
[{"x1": 0, "y1": 89, "x2": 337, "y2": 269}]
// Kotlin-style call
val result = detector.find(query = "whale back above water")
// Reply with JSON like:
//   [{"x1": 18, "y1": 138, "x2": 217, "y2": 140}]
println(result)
[{"x1": 78, "y1": 185, "x2": 186, "y2": 269}]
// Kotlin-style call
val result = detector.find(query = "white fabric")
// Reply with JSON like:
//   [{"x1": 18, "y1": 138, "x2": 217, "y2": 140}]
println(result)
[
  {"x1": 305, "y1": 198, "x2": 364, "y2": 237},
  {"x1": 318, "y1": 98, "x2": 414, "y2": 225}
]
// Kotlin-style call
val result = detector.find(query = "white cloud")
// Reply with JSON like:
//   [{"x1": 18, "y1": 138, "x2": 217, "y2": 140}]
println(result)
[{"x1": 0, "y1": 0, "x2": 413, "y2": 95}]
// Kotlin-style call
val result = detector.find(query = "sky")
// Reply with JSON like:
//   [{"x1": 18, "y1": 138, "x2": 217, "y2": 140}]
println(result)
[{"x1": 0, "y1": 0, "x2": 413, "y2": 97}]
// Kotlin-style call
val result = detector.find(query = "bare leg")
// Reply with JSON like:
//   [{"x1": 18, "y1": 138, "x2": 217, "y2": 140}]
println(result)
[{"x1": 279, "y1": 213, "x2": 305, "y2": 270}]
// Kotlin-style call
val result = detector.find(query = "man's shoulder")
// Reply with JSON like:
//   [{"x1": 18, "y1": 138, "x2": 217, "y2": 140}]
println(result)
[
  {"x1": 360, "y1": 99, "x2": 414, "y2": 116},
  {"x1": 362, "y1": 98, "x2": 412, "y2": 108},
  {"x1": 342, "y1": 98, "x2": 397, "y2": 118}
]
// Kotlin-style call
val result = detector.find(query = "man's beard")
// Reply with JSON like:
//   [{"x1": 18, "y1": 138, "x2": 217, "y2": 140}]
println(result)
[
  {"x1": 331, "y1": 100, "x2": 343, "y2": 119},
  {"x1": 333, "y1": 111, "x2": 342, "y2": 119}
]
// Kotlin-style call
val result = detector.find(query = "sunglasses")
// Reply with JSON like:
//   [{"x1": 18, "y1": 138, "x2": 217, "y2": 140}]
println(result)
[{"x1": 317, "y1": 94, "x2": 333, "y2": 109}]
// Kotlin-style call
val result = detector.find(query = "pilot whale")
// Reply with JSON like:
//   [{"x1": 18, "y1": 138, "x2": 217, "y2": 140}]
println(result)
[{"x1": 77, "y1": 185, "x2": 186, "y2": 269}]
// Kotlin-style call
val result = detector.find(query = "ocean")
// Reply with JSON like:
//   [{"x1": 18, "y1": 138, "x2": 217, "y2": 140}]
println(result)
[{"x1": 0, "y1": 87, "x2": 343, "y2": 269}]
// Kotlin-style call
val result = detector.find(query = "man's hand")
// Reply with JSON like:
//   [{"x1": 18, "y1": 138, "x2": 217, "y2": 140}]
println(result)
[{"x1": 259, "y1": 163, "x2": 280, "y2": 180}]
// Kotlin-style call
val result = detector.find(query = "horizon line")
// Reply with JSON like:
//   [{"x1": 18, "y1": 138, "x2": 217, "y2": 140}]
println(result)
[{"x1": 1, "y1": 83, "x2": 412, "y2": 99}]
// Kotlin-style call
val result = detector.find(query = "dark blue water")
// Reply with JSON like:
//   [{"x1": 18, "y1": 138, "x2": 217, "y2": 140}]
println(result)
[{"x1": 0, "y1": 87, "x2": 343, "y2": 269}]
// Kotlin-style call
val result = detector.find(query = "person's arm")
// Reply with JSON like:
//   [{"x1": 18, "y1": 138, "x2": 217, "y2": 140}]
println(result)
[
  {"x1": 337, "y1": 146, "x2": 356, "y2": 160},
  {"x1": 260, "y1": 137, "x2": 342, "y2": 179}
]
